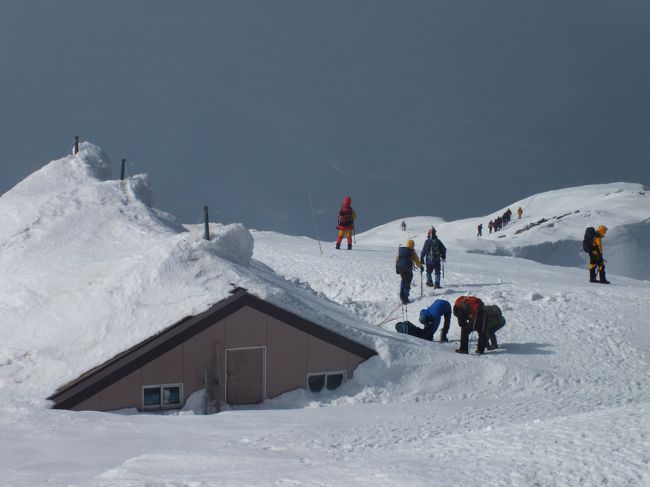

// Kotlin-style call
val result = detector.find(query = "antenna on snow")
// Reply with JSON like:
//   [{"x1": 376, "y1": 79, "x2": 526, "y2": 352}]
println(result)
[
  {"x1": 203, "y1": 206, "x2": 210, "y2": 241},
  {"x1": 308, "y1": 188, "x2": 323, "y2": 255},
  {"x1": 73, "y1": 136, "x2": 79, "y2": 155},
  {"x1": 120, "y1": 159, "x2": 126, "y2": 180}
]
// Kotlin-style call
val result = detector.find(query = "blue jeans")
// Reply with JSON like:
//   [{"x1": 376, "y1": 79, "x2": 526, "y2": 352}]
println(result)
[{"x1": 426, "y1": 258, "x2": 441, "y2": 286}]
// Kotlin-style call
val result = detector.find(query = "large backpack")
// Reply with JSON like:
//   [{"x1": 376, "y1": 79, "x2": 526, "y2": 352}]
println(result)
[
  {"x1": 582, "y1": 227, "x2": 596, "y2": 253},
  {"x1": 425, "y1": 238, "x2": 441, "y2": 260},
  {"x1": 338, "y1": 206, "x2": 353, "y2": 227},
  {"x1": 396, "y1": 246, "x2": 413, "y2": 273},
  {"x1": 454, "y1": 296, "x2": 483, "y2": 318},
  {"x1": 395, "y1": 321, "x2": 426, "y2": 339},
  {"x1": 484, "y1": 305, "x2": 505, "y2": 330}
]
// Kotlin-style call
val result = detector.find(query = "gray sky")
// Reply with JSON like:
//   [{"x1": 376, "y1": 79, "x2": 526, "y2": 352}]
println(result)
[{"x1": 2, "y1": 1, "x2": 649, "y2": 236}]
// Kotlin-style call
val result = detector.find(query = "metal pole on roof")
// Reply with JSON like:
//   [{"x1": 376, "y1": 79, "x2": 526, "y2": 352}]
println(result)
[
  {"x1": 203, "y1": 369, "x2": 209, "y2": 415},
  {"x1": 73, "y1": 136, "x2": 79, "y2": 155},
  {"x1": 203, "y1": 206, "x2": 210, "y2": 241},
  {"x1": 120, "y1": 159, "x2": 126, "y2": 180}
]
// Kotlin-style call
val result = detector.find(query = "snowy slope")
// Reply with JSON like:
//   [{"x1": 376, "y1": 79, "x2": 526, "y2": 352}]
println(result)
[
  {"x1": 0, "y1": 144, "x2": 388, "y2": 406},
  {"x1": 1, "y1": 145, "x2": 649, "y2": 486},
  {"x1": 356, "y1": 183, "x2": 650, "y2": 280}
]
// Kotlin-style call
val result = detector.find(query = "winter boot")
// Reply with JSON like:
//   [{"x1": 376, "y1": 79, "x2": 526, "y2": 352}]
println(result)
[
  {"x1": 347, "y1": 243, "x2": 352, "y2": 250},
  {"x1": 439, "y1": 331, "x2": 449, "y2": 343},
  {"x1": 426, "y1": 280, "x2": 434, "y2": 287},
  {"x1": 589, "y1": 267, "x2": 597, "y2": 283},
  {"x1": 599, "y1": 269, "x2": 610, "y2": 284},
  {"x1": 487, "y1": 333, "x2": 498, "y2": 350},
  {"x1": 335, "y1": 242, "x2": 341, "y2": 250},
  {"x1": 455, "y1": 348, "x2": 468, "y2": 354}
]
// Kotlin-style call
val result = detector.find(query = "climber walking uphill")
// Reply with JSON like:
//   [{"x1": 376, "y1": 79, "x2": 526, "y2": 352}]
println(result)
[
  {"x1": 419, "y1": 299, "x2": 452, "y2": 342},
  {"x1": 335, "y1": 196, "x2": 356, "y2": 250},
  {"x1": 420, "y1": 227, "x2": 447, "y2": 289},
  {"x1": 584, "y1": 225, "x2": 610, "y2": 284},
  {"x1": 395, "y1": 239, "x2": 423, "y2": 305}
]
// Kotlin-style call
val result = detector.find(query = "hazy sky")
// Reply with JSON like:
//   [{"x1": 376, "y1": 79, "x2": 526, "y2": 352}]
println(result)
[{"x1": 2, "y1": 1, "x2": 649, "y2": 236}]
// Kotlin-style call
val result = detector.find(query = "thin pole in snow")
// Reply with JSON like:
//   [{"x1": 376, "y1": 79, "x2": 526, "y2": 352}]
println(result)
[
  {"x1": 203, "y1": 206, "x2": 210, "y2": 241},
  {"x1": 120, "y1": 159, "x2": 126, "y2": 180},
  {"x1": 73, "y1": 136, "x2": 79, "y2": 155},
  {"x1": 308, "y1": 189, "x2": 323, "y2": 255}
]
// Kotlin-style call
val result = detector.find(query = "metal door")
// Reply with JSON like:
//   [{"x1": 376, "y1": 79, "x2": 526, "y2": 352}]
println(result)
[{"x1": 225, "y1": 347, "x2": 266, "y2": 405}]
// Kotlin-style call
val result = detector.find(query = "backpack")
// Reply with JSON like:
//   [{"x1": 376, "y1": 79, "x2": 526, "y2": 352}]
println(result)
[
  {"x1": 582, "y1": 227, "x2": 596, "y2": 253},
  {"x1": 396, "y1": 246, "x2": 414, "y2": 273},
  {"x1": 425, "y1": 238, "x2": 441, "y2": 261},
  {"x1": 454, "y1": 296, "x2": 483, "y2": 318},
  {"x1": 338, "y1": 206, "x2": 353, "y2": 227},
  {"x1": 484, "y1": 305, "x2": 504, "y2": 330},
  {"x1": 395, "y1": 321, "x2": 426, "y2": 339}
]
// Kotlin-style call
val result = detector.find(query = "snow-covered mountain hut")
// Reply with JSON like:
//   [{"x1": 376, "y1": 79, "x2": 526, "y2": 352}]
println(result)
[{"x1": 49, "y1": 288, "x2": 376, "y2": 412}]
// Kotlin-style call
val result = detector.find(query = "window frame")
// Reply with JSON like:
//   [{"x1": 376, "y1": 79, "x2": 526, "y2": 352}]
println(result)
[
  {"x1": 307, "y1": 370, "x2": 348, "y2": 393},
  {"x1": 142, "y1": 383, "x2": 184, "y2": 411}
]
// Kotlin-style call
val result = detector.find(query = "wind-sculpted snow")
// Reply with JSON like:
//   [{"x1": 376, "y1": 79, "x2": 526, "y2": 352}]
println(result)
[
  {"x1": 0, "y1": 145, "x2": 649, "y2": 485},
  {"x1": 380, "y1": 184, "x2": 650, "y2": 280}
]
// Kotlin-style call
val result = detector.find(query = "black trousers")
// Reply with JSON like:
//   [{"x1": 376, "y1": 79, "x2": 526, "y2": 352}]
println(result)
[{"x1": 459, "y1": 320, "x2": 487, "y2": 353}]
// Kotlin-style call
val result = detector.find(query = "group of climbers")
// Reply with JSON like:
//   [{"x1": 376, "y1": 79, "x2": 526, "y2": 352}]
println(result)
[
  {"x1": 332, "y1": 195, "x2": 612, "y2": 355},
  {"x1": 393, "y1": 226, "x2": 447, "y2": 304},
  {"x1": 396, "y1": 295, "x2": 506, "y2": 355},
  {"x1": 486, "y1": 207, "x2": 522, "y2": 235}
]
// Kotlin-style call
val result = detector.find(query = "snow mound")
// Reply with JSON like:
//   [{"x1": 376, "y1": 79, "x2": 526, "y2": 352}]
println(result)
[{"x1": 0, "y1": 144, "x2": 265, "y2": 403}]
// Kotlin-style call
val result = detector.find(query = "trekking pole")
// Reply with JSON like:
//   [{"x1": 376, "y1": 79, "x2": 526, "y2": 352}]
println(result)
[
  {"x1": 420, "y1": 268, "x2": 423, "y2": 297},
  {"x1": 353, "y1": 227, "x2": 357, "y2": 244},
  {"x1": 469, "y1": 314, "x2": 478, "y2": 353},
  {"x1": 442, "y1": 261, "x2": 445, "y2": 279}
]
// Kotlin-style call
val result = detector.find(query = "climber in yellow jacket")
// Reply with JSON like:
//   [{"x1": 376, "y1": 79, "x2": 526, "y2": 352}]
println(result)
[{"x1": 589, "y1": 225, "x2": 610, "y2": 284}]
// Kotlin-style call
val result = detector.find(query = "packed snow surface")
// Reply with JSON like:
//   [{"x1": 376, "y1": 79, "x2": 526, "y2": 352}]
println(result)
[{"x1": 0, "y1": 145, "x2": 649, "y2": 486}]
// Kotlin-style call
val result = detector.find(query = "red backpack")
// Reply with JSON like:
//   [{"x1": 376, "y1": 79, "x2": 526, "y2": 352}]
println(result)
[
  {"x1": 338, "y1": 206, "x2": 354, "y2": 227},
  {"x1": 454, "y1": 296, "x2": 484, "y2": 318}
]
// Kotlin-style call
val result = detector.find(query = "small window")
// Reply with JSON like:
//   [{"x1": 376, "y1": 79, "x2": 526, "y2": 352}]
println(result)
[
  {"x1": 308, "y1": 374, "x2": 325, "y2": 393},
  {"x1": 163, "y1": 386, "x2": 181, "y2": 406},
  {"x1": 307, "y1": 371, "x2": 347, "y2": 393},
  {"x1": 143, "y1": 387, "x2": 161, "y2": 407},
  {"x1": 142, "y1": 384, "x2": 183, "y2": 411},
  {"x1": 326, "y1": 373, "x2": 344, "y2": 390}
]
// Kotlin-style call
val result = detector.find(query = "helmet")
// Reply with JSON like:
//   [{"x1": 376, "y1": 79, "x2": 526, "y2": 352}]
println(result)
[
  {"x1": 406, "y1": 239, "x2": 415, "y2": 249},
  {"x1": 343, "y1": 196, "x2": 351, "y2": 205},
  {"x1": 597, "y1": 225, "x2": 608, "y2": 235},
  {"x1": 418, "y1": 312, "x2": 429, "y2": 325}
]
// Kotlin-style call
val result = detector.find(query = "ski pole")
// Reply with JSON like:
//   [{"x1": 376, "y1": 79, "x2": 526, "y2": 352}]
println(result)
[
  {"x1": 420, "y1": 268, "x2": 423, "y2": 297},
  {"x1": 353, "y1": 227, "x2": 356, "y2": 244},
  {"x1": 469, "y1": 314, "x2": 478, "y2": 353}
]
